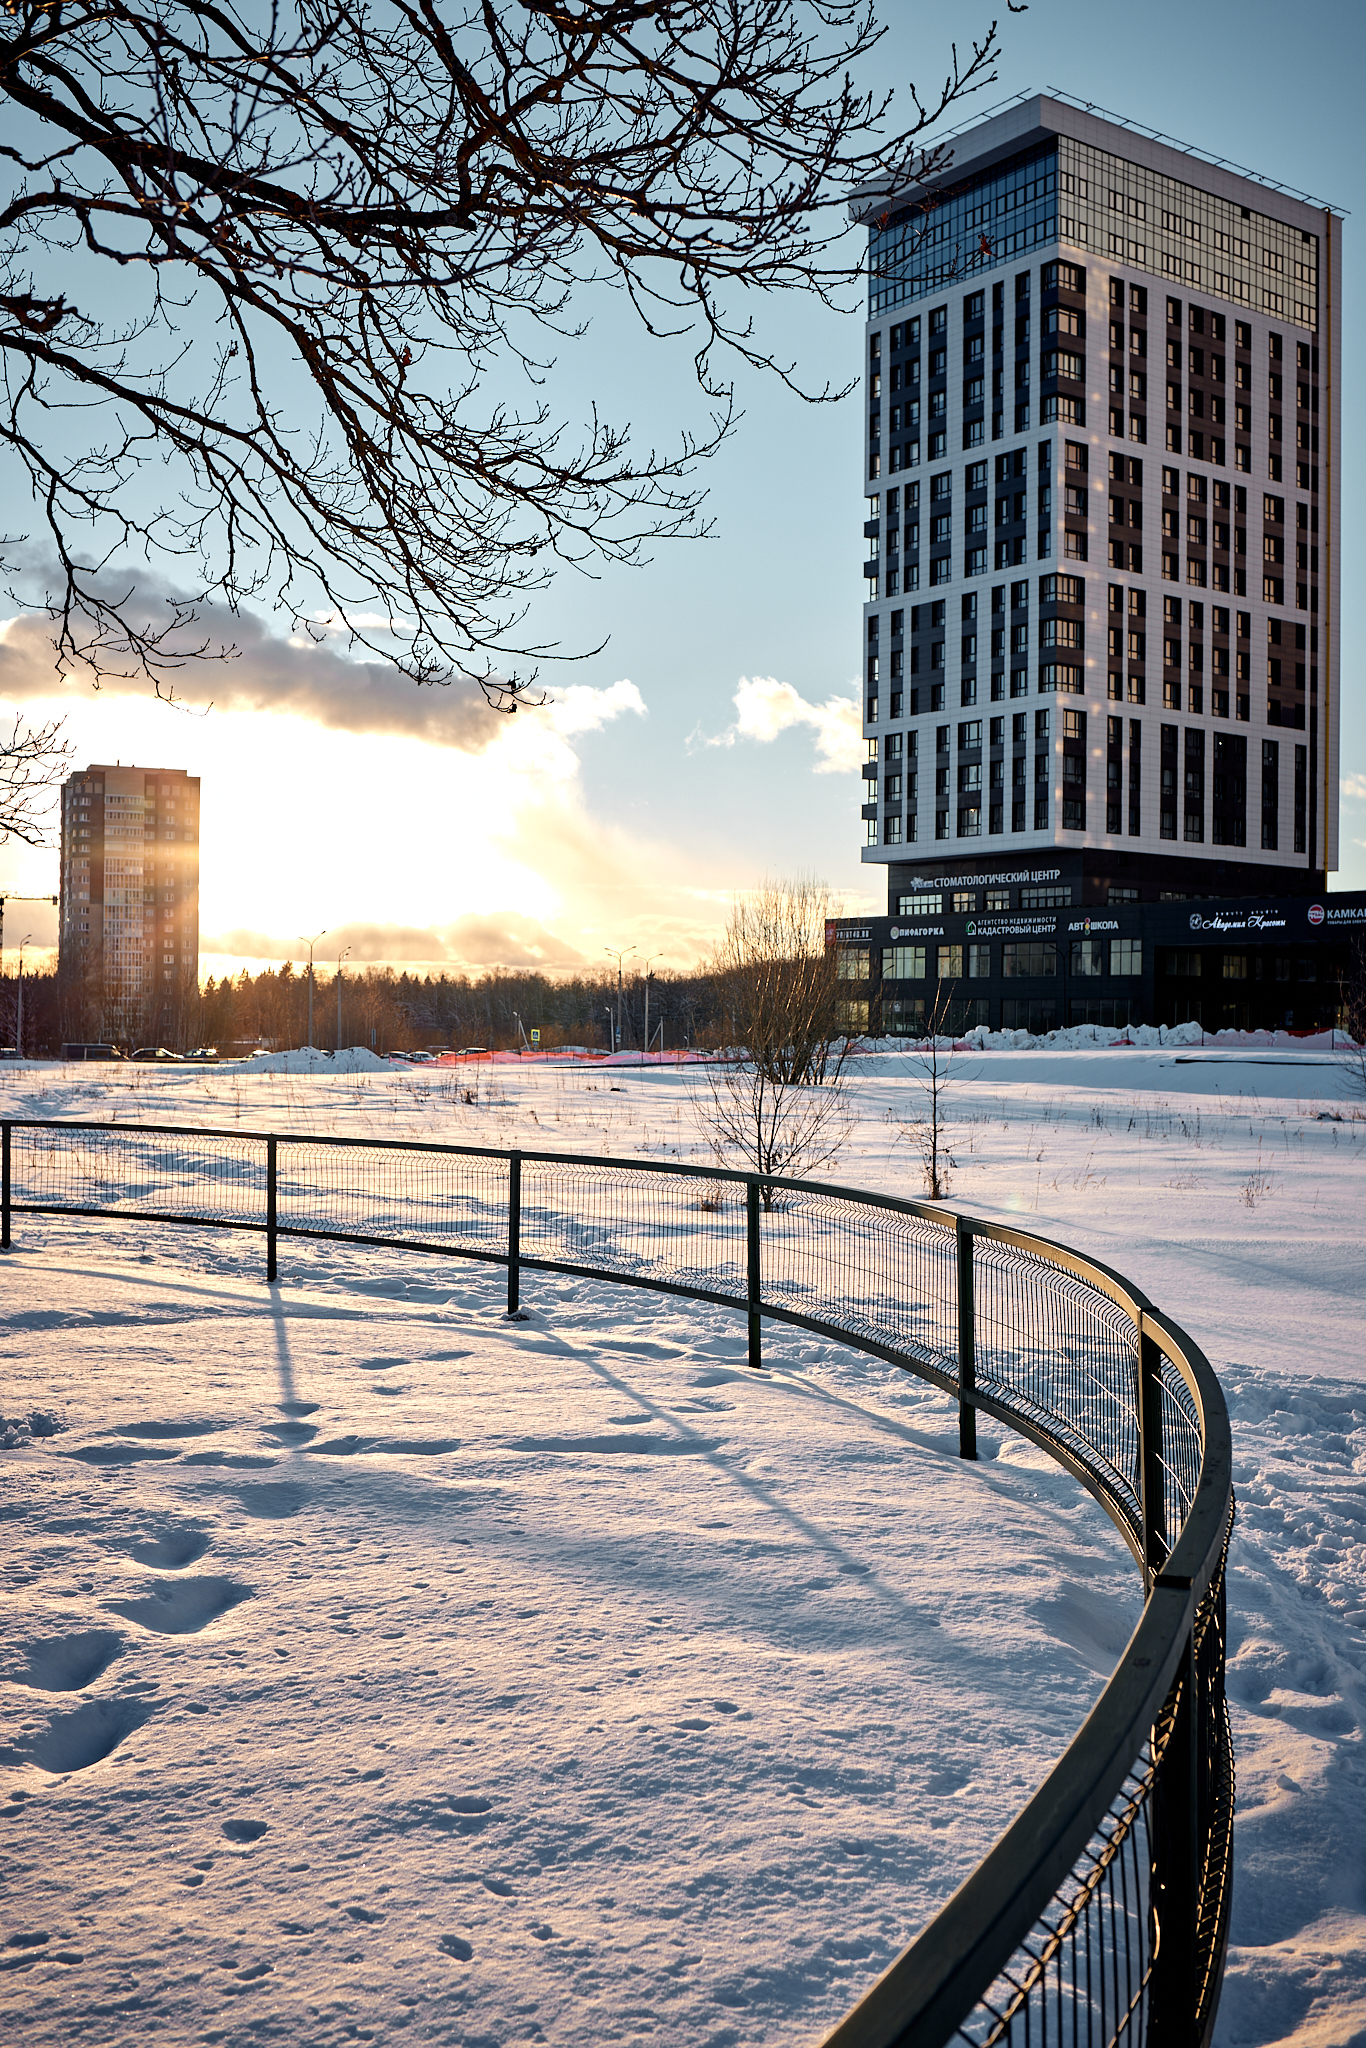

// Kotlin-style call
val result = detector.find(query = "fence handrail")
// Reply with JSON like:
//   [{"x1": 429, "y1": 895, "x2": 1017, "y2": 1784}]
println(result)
[
  {"x1": 0, "y1": 1117, "x2": 1234, "y2": 2047},
  {"x1": 820, "y1": 1336, "x2": 1231, "y2": 2046}
]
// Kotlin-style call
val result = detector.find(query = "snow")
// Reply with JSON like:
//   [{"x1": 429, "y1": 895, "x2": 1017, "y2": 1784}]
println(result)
[
  {"x1": 1, "y1": 1050, "x2": 1363, "y2": 2048},
  {"x1": 226, "y1": 1046, "x2": 397, "y2": 1074}
]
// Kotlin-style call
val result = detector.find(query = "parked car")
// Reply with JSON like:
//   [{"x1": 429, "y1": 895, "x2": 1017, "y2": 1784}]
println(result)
[
  {"x1": 184, "y1": 1047, "x2": 220, "y2": 1062},
  {"x1": 130, "y1": 1046, "x2": 185, "y2": 1062}
]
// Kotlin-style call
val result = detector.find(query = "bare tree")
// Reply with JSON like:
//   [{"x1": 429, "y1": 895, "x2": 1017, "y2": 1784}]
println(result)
[
  {"x1": 0, "y1": 712, "x2": 71, "y2": 843},
  {"x1": 692, "y1": 1055, "x2": 854, "y2": 1207},
  {"x1": 1, "y1": 1, "x2": 1004, "y2": 700},
  {"x1": 708, "y1": 875, "x2": 851, "y2": 1084},
  {"x1": 898, "y1": 979, "x2": 960, "y2": 1199},
  {"x1": 691, "y1": 874, "x2": 854, "y2": 1201}
]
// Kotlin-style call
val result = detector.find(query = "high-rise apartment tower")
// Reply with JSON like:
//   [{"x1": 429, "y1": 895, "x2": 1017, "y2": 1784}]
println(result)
[
  {"x1": 844, "y1": 95, "x2": 1347, "y2": 1034},
  {"x1": 58, "y1": 763, "x2": 201, "y2": 1047}
]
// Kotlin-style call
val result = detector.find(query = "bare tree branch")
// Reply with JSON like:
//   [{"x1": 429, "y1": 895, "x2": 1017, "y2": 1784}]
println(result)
[
  {"x1": 0, "y1": 709, "x2": 72, "y2": 844},
  {"x1": 0, "y1": 1, "x2": 1005, "y2": 701}
]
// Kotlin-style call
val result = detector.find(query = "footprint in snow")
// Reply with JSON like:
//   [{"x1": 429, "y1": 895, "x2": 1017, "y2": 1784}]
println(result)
[
  {"x1": 438, "y1": 1934, "x2": 473, "y2": 1962},
  {"x1": 63, "y1": 1442, "x2": 182, "y2": 1466},
  {"x1": 116, "y1": 1418, "x2": 227, "y2": 1439},
  {"x1": 105, "y1": 1576, "x2": 252, "y2": 1636},
  {"x1": 263, "y1": 1420, "x2": 318, "y2": 1445},
  {"x1": 222, "y1": 1817, "x2": 269, "y2": 1844},
  {"x1": 12, "y1": 1630, "x2": 123, "y2": 1693},
  {"x1": 130, "y1": 1529, "x2": 209, "y2": 1570},
  {"x1": 236, "y1": 1481, "x2": 308, "y2": 1520},
  {"x1": 11, "y1": 1697, "x2": 156, "y2": 1774}
]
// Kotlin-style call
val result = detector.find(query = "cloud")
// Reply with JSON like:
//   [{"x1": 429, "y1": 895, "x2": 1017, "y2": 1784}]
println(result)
[
  {"x1": 0, "y1": 607, "x2": 512, "y2": 751},
  {"x1": 202, "y1": 914, "x2": 588, "y2": 974},
  {"x1": 1342, "y1": 773, "x2": 1366, "y2": 802},
  {"x1": 546, "y1": 679, "x2": 646, "y2": 736},
  {"x1": 695, "y1": 675, "x2": 861, "y2": 774}
]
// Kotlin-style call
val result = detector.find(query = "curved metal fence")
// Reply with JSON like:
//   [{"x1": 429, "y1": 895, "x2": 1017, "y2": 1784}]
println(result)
[{"x1": 0, "y1": 1119, "x2": 1234, "y2": 2048}]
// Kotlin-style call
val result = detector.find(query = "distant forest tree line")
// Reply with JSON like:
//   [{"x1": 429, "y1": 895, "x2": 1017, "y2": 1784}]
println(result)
[{"x1": 0, "y1": 961, "x2": 735, "y2": 1056}]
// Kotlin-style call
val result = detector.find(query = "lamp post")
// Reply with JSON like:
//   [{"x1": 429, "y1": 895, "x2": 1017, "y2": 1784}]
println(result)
[
  {"x1": 605, "y1": 945, "x2": 635, "y2": 1056},
  {"x1": 336, "y1": 945, "x2": 351, "y2": 1052},
  {"x1": 303, "y1": 930, "x2": 327, "y2": 1050},
  {"x1": 640, "y1": 953, "x2": 662, "y2": 1065},
  {"x1": 16, "y1": 934, "x2": 32, "y2": 1059},
  {"x1": 604, "y1": 1005, "x2": 614, "y2": 1055}
]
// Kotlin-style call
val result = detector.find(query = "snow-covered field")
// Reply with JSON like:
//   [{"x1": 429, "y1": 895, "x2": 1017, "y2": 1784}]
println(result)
[{"x1": 1, "y1": 1050, "x2": 1363, "y2": 2048}]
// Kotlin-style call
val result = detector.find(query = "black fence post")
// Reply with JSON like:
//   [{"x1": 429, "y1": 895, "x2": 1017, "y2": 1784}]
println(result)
[
  {"x1": 507, "y1": 1150, "x2": 522, "y2": 1316},
  {"x1": 746, "y1": 1178, "x2": 762, "y2": 1372},
  {"x1": 957, "y1": 1215, "x2": 977, "y2": 1460},
  {"x1": 1149, "y1": 1628, "x2": 1200, "y2": 2041},
  {"x1": 1138, "y1": 1315, "x2": 1167, "y2": 1590},
  {"x1": 1, "y1": 1122, "x2": 10, "y2": 1253},
  {"x1": 265, "y1": 1135, "x2": 278, "y2": 1283}
]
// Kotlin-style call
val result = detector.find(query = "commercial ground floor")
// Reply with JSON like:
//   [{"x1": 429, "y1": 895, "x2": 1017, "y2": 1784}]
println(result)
[{"x1": 833, "y1": 854, "x2": 1365, "y2": 1035}]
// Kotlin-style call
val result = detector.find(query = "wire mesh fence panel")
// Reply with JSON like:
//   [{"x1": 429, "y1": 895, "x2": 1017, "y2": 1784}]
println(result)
[
  {"x1": 275, "y1": 1142, "x2": 510, "y2": 1254},
  {"x1": 957, "y1": 1758, "x2": 1158, "y2": 2048},
  {"x1": 1156, "y1": 1350, "x2": 1205, "y2": 1537},
  {"x1": 519, "y1": 1160, "x2": 749, "y2": 1300},
  {"x1": 1, "y1": 1119, "x2": 1235, "y2": 2048},
  {"x1": 760, "y1": 1192, "x2": 959, "y2": 1377},
  {"x1": 972, "y1": 1235, "x2": 1143, "y2": 1526},
  {"x1": 10, "y1": 1124, "x2": 266, "y2": 1227}
]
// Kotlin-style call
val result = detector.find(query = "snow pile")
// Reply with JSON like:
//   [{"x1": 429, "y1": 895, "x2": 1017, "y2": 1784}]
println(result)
[
  {"x1": 0, "y1": 1409, "x2": 65, "y2": 1451},
  {"x1": 875, "y1": 1022, "x2": 1357, "y2": 1056},
  {"x1": 232, "y1": 1045, "x2": 393, "y2": 1074}
]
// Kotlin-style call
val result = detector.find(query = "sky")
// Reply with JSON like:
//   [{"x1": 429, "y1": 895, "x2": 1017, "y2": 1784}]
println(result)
[{"x1": 1, "y1": 0, "x2": 1362, "y2": 983}]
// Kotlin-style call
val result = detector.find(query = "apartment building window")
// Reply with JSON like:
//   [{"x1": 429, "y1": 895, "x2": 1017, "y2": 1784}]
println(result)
[
  {"x1": 1160, "y1": 724, "x2": 1178, "y2": 839},
  {"x1": 1261, "y1": 737, "x2": 1279, "y2": 849},
  {"x1": 1184, "y1": 727, "x2": 1205, "y2": 841}
]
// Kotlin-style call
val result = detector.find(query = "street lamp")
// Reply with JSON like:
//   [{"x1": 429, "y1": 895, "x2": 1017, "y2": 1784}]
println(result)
[
  {"x1": 302, "y1": 930, "x2": 327, "y2": 1050},
  {"x1": 16, "y1": 934, "x2": 32, "y2": 1059},
  {"x1": 604, "y1": 945, "x2": 635, "y2": 1056},
  {"x1": 336, "y1": 945, "x2": 351, "y2": 1052}
]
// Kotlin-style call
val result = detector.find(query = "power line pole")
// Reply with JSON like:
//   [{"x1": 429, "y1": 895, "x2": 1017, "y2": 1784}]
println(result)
[
  {"x1": 16, "y1": 935, "x2": 33, "y2": 1058},
  {"x1": 303, "y1": 930, "x2": 327, "y2": 1050},
  {"x1": 640, "y1": 953, "x2": 662, "y2": 1065},
  {"x1": 336, "y1": 945, "x2": 351, "y2": 1052}
]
